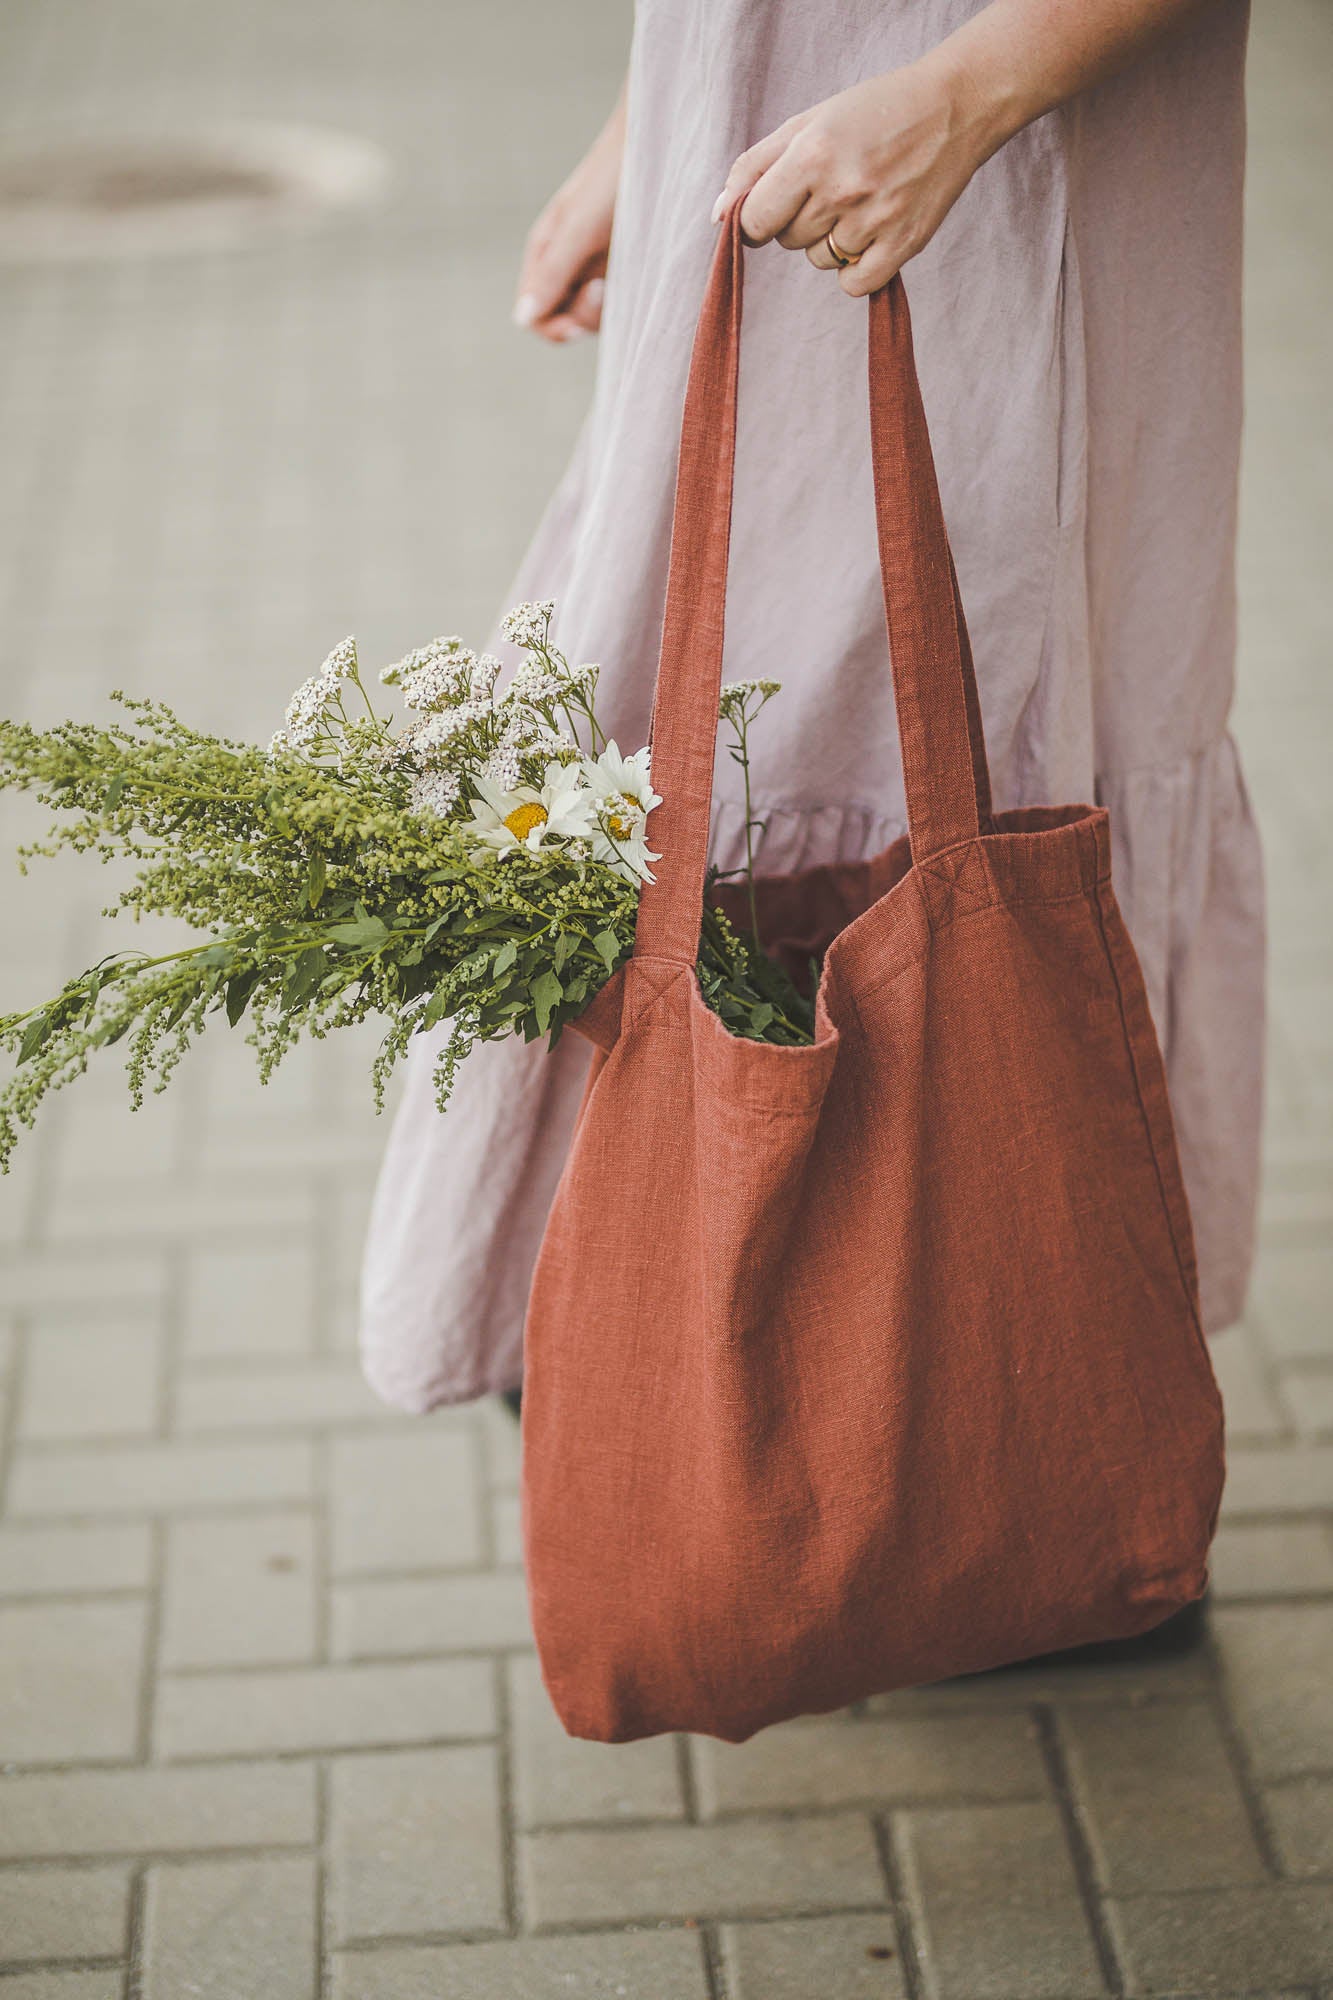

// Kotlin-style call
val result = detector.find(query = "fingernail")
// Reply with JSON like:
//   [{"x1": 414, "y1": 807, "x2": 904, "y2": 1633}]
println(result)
[
  {"x1": 710, "y1": 190, "x2": 729, "y2": 224},
  {"x1": 512, "y1": 294, "x2": 539, "y2": 327},
  {"x1": 551, "y1": 325, "x2": 587, "y2": 343},
  {"x1": 584, "y1": 277, "x2": 605, "y2": 307}
]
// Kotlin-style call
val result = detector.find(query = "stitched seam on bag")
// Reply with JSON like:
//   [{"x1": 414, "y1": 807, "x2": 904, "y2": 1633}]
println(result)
[
  {"x1": 841, "y1": 883, "x2": 1107, "y2": 1009},
  {"x1": 1089, "y1": 883, "x2": 1206, "y2": 1341}
]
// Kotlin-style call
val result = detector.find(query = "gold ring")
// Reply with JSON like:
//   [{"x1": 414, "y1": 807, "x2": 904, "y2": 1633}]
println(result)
[{"x1": 826, "y1": 229, "x2": 862, "y2": 268}]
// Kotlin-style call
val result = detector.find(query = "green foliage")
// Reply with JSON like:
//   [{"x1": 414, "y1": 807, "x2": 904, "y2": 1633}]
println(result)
[{"x1": 0, "y1": 692, "x2": 814, "y2": 1169}]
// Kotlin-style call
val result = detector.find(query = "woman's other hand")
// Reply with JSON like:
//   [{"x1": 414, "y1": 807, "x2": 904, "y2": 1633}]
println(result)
[
  {"x1": 514, "y1": 86, "x2": 627, "y2": 342},
  {"x1": 712, "y1": 56, "x2": 998, "y2": 296}
]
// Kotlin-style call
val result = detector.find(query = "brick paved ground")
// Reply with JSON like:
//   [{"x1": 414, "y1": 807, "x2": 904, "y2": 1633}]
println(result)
[{"x1": 0, "y1": 1, "x2": 1330, "y2": 1994}]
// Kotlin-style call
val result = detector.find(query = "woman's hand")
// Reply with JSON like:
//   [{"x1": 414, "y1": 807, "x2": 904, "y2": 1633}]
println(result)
[
  {"x1": 712, "y1": 0, "x2": 1219, "y2": 293},
  {"x1": 712, "y1": 56, "x2": 997, "y2": 297},
  {"x1": 514, "y1": 88, "x2": 627, "y2": 343}
]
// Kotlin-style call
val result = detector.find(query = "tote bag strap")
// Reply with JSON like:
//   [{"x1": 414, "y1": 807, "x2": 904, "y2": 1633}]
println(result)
[{"x1": 635, "y1": 202, "x2": 994, "y2": 967}]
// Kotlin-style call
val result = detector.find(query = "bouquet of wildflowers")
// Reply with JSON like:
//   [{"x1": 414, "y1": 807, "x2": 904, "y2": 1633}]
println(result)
[{"x1": 0, "y1": 603, "x2": 814, "y2": 1167}]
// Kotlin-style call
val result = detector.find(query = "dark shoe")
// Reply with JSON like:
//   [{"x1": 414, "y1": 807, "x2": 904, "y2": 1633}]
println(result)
[{"x1": 500, "y1": 1386, "x2": 522, "y2": 1422}]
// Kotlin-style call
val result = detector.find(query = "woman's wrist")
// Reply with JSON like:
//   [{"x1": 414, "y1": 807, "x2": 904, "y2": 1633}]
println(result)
[{"x1": 913, "y1": 34, "x2": 1030, "y2": 179}]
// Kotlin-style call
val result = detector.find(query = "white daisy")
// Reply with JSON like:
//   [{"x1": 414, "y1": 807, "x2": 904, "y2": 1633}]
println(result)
[
  {"x1": 581, "y1": 741, "x2": 662, "y2": 883},
  {"x1": 465, "y1": 759, "x2": 595, "y2": 858}
]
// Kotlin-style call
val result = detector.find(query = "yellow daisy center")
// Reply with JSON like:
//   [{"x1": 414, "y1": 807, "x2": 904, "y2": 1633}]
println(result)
[
  {"x1": 503, "y1": 801, "x2": 547, "y2": 841},
  {"x1": 604, "y1": 793, "x2": 639, "y2": 842}
]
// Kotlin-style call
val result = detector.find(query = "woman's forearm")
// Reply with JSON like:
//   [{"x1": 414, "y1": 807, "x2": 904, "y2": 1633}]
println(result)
[{"x1": 930, "y1": 0, "x2": 1214, "y2": 164}]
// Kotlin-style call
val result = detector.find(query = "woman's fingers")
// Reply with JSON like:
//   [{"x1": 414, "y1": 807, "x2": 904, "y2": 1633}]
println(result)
[
  {"x1": 737, "y1": 142, "x2": 819, "y2": 247},
  {"x1": 711, "y1": 119, "x2": 804, "y2": 228},
  {"x1": 539, "y1": 275, "x2": 607, "y2": 344}
]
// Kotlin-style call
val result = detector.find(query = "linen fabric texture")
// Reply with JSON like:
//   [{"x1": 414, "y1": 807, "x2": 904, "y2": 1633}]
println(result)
[{"x1": 519, "y1": 210, "x2": 1225, "y2": 1745}]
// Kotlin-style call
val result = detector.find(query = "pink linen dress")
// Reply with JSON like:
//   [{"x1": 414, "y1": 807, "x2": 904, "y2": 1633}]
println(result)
[{"x1": 361, "y1": 0, "x2": 1262, "y2": 1411}]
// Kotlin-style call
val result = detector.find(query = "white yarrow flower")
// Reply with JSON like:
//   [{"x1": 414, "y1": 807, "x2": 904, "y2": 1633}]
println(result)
[
  {"x1": 500, "y1": 599, "x2": 556, "y2": 650},
  {"x1": 465, "y1": 759, "x2": 595, "y2": 858},
  {"x1": 320, "y1": 636, "x2": 359, "y2": 684},
  {"x1": 581, "y1": 741, "x2": 662, "y2": 883}
]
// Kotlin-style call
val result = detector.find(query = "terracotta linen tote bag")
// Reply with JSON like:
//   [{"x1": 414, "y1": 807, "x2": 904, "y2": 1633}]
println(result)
[{"x1": 519, "y1": 208, "x2": 1225, "y2": 1746}]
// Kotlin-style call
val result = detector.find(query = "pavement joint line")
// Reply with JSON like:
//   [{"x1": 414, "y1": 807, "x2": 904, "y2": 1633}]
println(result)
[
  {"x1": 0, "y1": 1956, "x2": 128, "y2": 1979},
  {"x1": 328, "y1": 1903, "x2": 899, "y2": 1952},
  {"x1": 675, "y1": 1731, "x2": 700, "y2": 1824},
  {"x1": 133, "y1": 1518, "x2": 166, "y2": 1765},
  {"x1": 493, "y1": 1654, "x2": 522, "y2": 1937},
  {"x1": 1200, "y1": 1658, "x2": 1290, "y2": 1879},
  {"x1": 1035, "y1": 1703, "x2": 1127, "y2": 1995},
  {"x1": 870, "y1": 1811, "x2": 926, "y2": 2000},
  {"x1": 0, "y1": 1843, "x2": 318, "y2": 1870},
  {"x1": 699, "y1": 1920, "x2": 726, "y2": 2000},
  {"x1": 125, "y1": 1856, "x2": 147, "y2": 2000},
  {"x1": 315, "y1": 1755, "x2": 331, "y2": 2000}
]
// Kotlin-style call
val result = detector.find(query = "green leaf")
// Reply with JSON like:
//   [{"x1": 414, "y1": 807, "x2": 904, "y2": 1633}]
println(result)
[
  {"x1": 305, "y1": 852, "x2": 326, "y2": 910},
  {"x1": 592, "y1": 929, "x2": 621, "y2": 973},
  {"x1": 748, "y1": 1002, "x2": 775, "y2": 1035},
  {"x1": 17, "y1": 1011, "x2": 50, "y2": 1064},
  {"x1": 531, "y1": 969, "x2": 562, "y2": 1035},
  {"x1": 552, "y1": 933, "x2": 577, "y2": 973},
  {"x1": 224, "y1": 968, "x2": 262, "y2": 1027},
  {"x1": 328, "y1": 916, "x2": 389, "y2": 949},
  {"x1": 104, "y1": 771, "x2": 127, "y2": 812},
  {"x1": 422, "y1": 984, "x2": 452, "y2": 1030},
  {"x1": 491, "y1": 939, "x2": 518, "y2": 976}
]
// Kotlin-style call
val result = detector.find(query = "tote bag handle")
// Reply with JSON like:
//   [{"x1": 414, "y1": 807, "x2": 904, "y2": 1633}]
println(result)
[{"x1": 635, "y1": 202, "x2": 994, "y2": 968}]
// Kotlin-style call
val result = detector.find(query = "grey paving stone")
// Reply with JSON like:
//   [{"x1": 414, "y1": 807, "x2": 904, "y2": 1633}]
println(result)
[
  {"x1": 1058, "y1": 1701, "x2": 1265, "y2": 1891},
  {"x1": 697, "y1": 1711, "x2": 1046, "y2": 1818},
  {"x1": 328, "y1": 1744, "x2": 505, "y2": 1943},
  {"x1": 521, "y1": 1815, "x2": 885, "y2": 1928},
  {"x1": 0, "y1": 1976, "x2": 124, "y2": 2000},
  {"x1": 161, "y1": 1511, "x2": 317, "y2": 1668},
  {"x1": 0, "y1": 1251, "x2": 165, "y2": 1313},
  {"x1": 18, "y1": 1314, "x2": 164, "y2": 1441},
  {"x1": 0, "y1": 1523, "x2": 152, "y2": 1597},
  {"x1": 332, "y1": 1570, "x2": 533, "y2": 1659},
  {"x1": 491, "y1": 1490, "x2": 523, "y2": 1568},
  {"x1": 1214, "y1": 1603, "x2": 1333, "y2": 1777},
  {"x1": 1209, "y1": 1321, "x2": 1291, "y2": 1439},
  {"x1": 1281, "y1": 1366, "x2": 1333, "y2": 1436},
  {"x1": 43, "y1": 1174, "x2": 318, "y2": 1245},
  {"x1": 6, "y1": 1439, "x2": 314, "y2": 1518},
  {"x1": 1221, "y1": 1443, "x2": 1333, "y2": 1515},
  {"x1": 896, "y1": 1802, "x2": 1104, "y2": 2000},
  {"x1": 1250, "y1": 1245, "x2": 1333, "y2": 1362},
  {"x1": 1113, "y1": 1886, "x2": 1333, "y2": 1992},
  {"x1": 174, "y1": 1361, "x2": 388, "y2": 1432},
  {"x1": 1265, "y1": 1776, "x2": 1333, "y2": 1877},
  {"x1": 0, "y1": 1599, "x2": 148, "y2": 1763},
  {"x1": 182, "y1": 1244, "x2": 316, "y2": 1359},
  {"x1": 0, "y1": 1761, "x2": 317, "y2": 1860},
  {"x1": 1210, "y1": 1520, "x2": 1333, "y2": 1598},
  {"x1": 328, "y1": 1929, "x2": 710, "y2": 1999},
  {"x1": 330, "y1": 1428, "x2": 482, "y2": 1573},
  {"x1": 142, "y1": 1856, "x2": 317, "y2": 2000},
  {"x1": 0, "y1": 1864, "x2": 131, "y2": 1964},
  {"x1": 509, "y1": 1653, "x2": 683, "y2": 1827},
  {"x1": 721, "y1": 1915, "x2": 907, "y2": 1999},
  {"x1": 157, "y1": 1656, "x2": 493, "y2": 1759}
]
